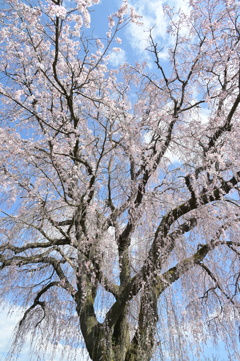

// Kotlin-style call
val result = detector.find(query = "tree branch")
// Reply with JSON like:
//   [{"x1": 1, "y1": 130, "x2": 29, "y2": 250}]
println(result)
[{"x1": 19, "y1": 281, "x2": 60, "y2": 328}]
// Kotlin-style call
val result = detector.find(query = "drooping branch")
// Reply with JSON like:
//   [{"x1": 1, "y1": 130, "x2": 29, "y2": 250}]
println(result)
[
  {"x1": 155, "y1": 170, "x2": 240, "y2": 241},
  {"x1": 0, "y1": 251, "x2": 76, "y2": 297},
  {"x1": 19, "y1": 281, "x2": 60, "y2": 328},
  {"x1": 199, "y1": 263, "x2": 239, "y2": 307},
  {"x1": 157, "y1": 240, "x2": 240, "y2": 296},
  {"x1": 205, "y1": 92, "x2": 240, "y2": 153},
  {"x1": 103, "y1": 189, "x2": 240, "y2": 331},
  {"x1": 0, "y1": 238, "x2": 70, "y2": 254},
  {"x1": 130, "y1": 218, "x2": 240, "y2": 305}
]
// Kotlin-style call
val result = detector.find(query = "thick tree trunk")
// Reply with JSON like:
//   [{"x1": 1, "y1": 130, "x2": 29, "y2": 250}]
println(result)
[
  {"x1": 78, "y1": 309, "x2": 132, "y2": 361},
  {"x1": 125, "y1": 285, "x2": 158, "y2": 361},
  {"x1": 75, "y1": 264, "x2": 131, "y2": 361},
  {"x1": 76, "y1": 284, "x2": 157, "y2": 361},
  {"x1": 111, "y1": 310, "x2": 130, "y2": 361}
]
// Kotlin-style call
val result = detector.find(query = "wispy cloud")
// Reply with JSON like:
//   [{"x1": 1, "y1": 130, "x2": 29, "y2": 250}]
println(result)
[
  {"x1": 0, "y1": 304, "x2": 22, "y2": 353},
  {"x1": 127, "y1": 1, "x2": 166, "y2": 56},
  {"x1": 0, "y1": 302, "x2": 90, "y2": 361},
  {"x1": 125, "y1": 0, "x2": 191, "y2": 60},
  {"x1": 108, "y1": 48, "x2": 127, "y2": 67}
]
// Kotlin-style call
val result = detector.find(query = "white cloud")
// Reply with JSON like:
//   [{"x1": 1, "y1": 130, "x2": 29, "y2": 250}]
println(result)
[
  {"x1": 0, "y1": 302, "x2": 90, "y2": 361},
  {"x1": 126, "y1": 0, "x2": 192, "y2": 60},
  {"x1": 108, "y1": 48, "x2": 126, "y2": 66},
  {"x1": 165, "y1": 148, "x2": 182, "y2": 164},
  {"x1": 127, "y1": 1, "x2": 167, "y2": 55},
  {"x1": 198, "y1": 106, "x2": 211, "y2": 124},
  {"x1": 0, "y1": 304, "x2": 22, "y2": 352}
]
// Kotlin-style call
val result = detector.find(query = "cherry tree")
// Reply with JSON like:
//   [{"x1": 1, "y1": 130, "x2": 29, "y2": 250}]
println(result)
[{"x1": 0, "y1": 0, "x2": 240, "y2": 360}]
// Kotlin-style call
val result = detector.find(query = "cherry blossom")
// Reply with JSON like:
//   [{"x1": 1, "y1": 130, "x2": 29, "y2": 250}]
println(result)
[{"x1": 0, "y1": 1, "x2": 239, "y2": 361}]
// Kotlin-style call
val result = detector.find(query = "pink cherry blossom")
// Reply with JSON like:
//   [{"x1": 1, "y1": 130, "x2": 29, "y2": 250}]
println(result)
[{"x1": 0, "y1": 1, "x2": 239, "y2": 361}]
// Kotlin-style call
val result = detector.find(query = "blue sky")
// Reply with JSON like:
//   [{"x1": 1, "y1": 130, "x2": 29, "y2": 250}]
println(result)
[
  {"x1": 0, "y1": 301, "x2": 237, "y2": 361},
  {"x1": 88, "y1": 0, "x2": 191, "y2": 67},
  {"x1": 0, "y1": 302, "x2": 91, "y2": 361}
]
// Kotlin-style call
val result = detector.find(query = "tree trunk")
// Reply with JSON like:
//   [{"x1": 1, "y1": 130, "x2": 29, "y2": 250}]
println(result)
[
  {"x1": 125, "y1": 285, "x2": 158, "y2": 361},
  {"x1": 76, "y1": 284, "x2": 158, "y2": 361},
  {"x1": 78, "y1": 308, "x2": 132, "y2": 361}
]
